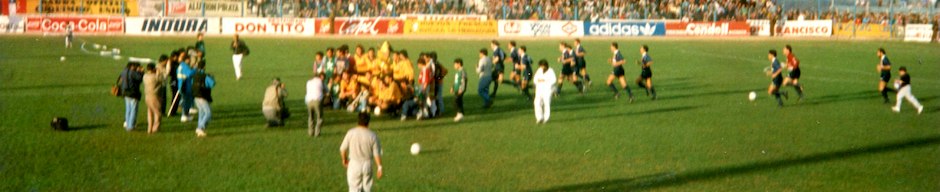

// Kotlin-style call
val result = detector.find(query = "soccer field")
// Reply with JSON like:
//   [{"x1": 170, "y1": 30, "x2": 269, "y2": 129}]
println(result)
[{"x1": 1, "y1": 35, "x2": 938, "y2": 191}]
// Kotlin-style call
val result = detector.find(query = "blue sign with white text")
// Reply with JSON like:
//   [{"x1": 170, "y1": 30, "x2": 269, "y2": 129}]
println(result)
[{"x1": 585, "y1": 21, "x2": 666, "y2": 36}]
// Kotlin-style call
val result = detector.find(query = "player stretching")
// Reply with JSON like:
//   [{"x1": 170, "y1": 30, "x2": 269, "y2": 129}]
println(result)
[
  {"x1": 876, "y1": 48, "x2": 895, "y2": 104},
  {"x1": 781, "y1": 45, "x2": 804, "y2": 101},
  {"x1": 607, "y1": 42, "x2": 634, "y2": 102},
  {"x1": 767, "y1": 50, "x2": 787, "y2": 107},
  {"x1": 635, "y1": 45, "x2": 656, "y2": 100},
  {"x1": 574, "y1": 39, "x2": 592, "y2": 89},
  {"x1": 555, "y1": 42, "x2": 581, "y2": 96}
]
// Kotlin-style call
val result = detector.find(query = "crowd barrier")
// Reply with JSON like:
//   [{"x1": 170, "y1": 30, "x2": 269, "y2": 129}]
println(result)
[{"x1": 0, "y1": 15, "x2": 937, "y2": 43}]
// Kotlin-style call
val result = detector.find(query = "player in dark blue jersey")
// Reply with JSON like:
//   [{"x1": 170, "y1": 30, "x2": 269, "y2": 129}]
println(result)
[
  {"x1": 555, "y1": 42, "x2": 581, "y2": 95},
  {"x1": 507, "y1": 41, "x2": 523, "y2": 88},
  {"x1": 607, "y1": 42, "x2": 634, "y2": 102},
  {"x1": 518, "y1": 46, "x2": 534, "y2": 99},
  {"x1": 635, "y1": 45, "x2": 656, "y2": 100},
  {"x1": 876, "y1": 48, "x2": 895, "y2": 103},
  {"x1": 574, "y1": 39, "x2": 592, "y2": 89},
  {"x1": 491, "y1": 40, "x2": 506, "y2": 98},
  {"x1": 767, "y1": 50, "x2": 787, "y2": 107}
]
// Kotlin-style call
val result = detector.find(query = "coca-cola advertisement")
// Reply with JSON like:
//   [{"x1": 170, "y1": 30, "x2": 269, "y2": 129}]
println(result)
[
  {"x1": 316, "y1": 18, "x2": 403, "y2": 35},
  {"x1": 665, "y1": 22, "x2": 750, "y2": 36},
  {"x1": 25, "y1": 16, "x2": 124, "y2": 33}
]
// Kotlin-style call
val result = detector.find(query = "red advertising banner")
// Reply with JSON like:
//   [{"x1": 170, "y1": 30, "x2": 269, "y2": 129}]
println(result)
[
  {"x1": 25, "y1": 16, "x2": 124, "y2": 33},
  {"x1": 316, "y1": 18, "x2": 403, "y2": 35},
  {"x1": 2, "y1": 0, "x2": 28, "y2": 15},
  {"x1": 665, "y1": 22, "x2": 749, "y2": 36}
]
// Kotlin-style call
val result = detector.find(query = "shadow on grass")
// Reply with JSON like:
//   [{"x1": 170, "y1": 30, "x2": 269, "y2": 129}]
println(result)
[
  {"x1": 550, "y1": 105, "x2": 701, "y2": 124},
  {"x1": 534, "y1": 135, "x2": 940, "y2": 192},
  {"x1": 68, "y1": 123, "x2": 108, "y2": 131},
  {"x1": 799, "y1": 90, "x2": 879, "y2": 106}
]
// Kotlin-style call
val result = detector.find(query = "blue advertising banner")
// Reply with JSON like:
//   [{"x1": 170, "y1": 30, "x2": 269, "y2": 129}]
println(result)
[{"x1": 584, "y1": 21, "x2": 666, "y2": 36}]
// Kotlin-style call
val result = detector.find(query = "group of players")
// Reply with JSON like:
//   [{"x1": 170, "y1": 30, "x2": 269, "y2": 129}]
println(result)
[
  {"x1": 765, "y1": 46, "x2": 923, "y2": 114},
  {"x1": 302, "y1": 38, "x2": 669, "y2": 123},
  {"x1": 489, "y1": 39, "x2": 660, "y2": 102}
]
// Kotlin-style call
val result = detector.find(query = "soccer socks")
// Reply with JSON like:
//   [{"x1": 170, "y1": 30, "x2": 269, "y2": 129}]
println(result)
[
  {"x1": 881, "y1": 89, "x2": 890, "y2": 103},
  {"x1": 608, "y1": 84, "x2": 618, "y2": 94},
  {"x1": 792, "y1": 83, "x2": 804, "y2": 98},
  {"x1": 774, "y1": 92, "x2": 784, "y2": 106},
  {"x1": 624, "y1": 86, "x2": 634, "y2": 97},
  {"x1": 584, "y1": 74, "x2": 592, "y2": 82},
  {"x1": 649, "y1": 87, "x2": 656, "y2": 99},
  {"x1": 556, "y1": 83, "x2": 563, "y2": 94},
  {"x1": 522, "y1": 87, "x2": 532, "y2": 99},
  {"x1": 492, "y1": 81, "x2": 500, "y2": 97}
]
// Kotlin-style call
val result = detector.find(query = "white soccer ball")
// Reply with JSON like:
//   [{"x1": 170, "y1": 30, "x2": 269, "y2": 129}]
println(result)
[
  {"x1": 893, "y1": 82, "x2": 900, "y2": 89},
  {"x1": 410, "y1": 143, "x2": 421, "y2": 155},
  {"x1": 60, "y1": 56, "x2": 66, "y2": 62},
  {"x1": 748, "y1": 91, "x2": 757, "y2": 101}
]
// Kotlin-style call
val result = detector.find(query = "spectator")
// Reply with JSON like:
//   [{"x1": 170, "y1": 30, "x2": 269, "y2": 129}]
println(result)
[
  {"x1": 191, "y1": 62, "x2": 213, "y2": 137},
  {"x1": 263, "y1": 78, "x2": 289, "y2": 127},
  {"x1": 306, "y1": 75, "x2": 325, "y2": 137},
  {"x1": 143, "y1": 63, "x2": 164, "y2": 134},
  {"x1": 120, "y1": 62, "x2": 144, "y2": 131}
]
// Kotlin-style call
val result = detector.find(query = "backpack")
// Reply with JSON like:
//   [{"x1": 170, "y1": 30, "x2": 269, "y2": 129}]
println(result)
[{"x1": 205, "y1": 74, "x2": 216, "y2": 89}]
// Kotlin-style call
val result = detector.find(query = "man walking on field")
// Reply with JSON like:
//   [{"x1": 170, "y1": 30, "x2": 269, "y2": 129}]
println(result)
[
  {"x1": 231, "y1": 34, "x2": 250, "y2": 80},
  {"x1": 341, "y1": 113, "x2": 383, "y2": 192},
  {"x1": 533, "y1": 59, "x2": 556, "y2": 124}
]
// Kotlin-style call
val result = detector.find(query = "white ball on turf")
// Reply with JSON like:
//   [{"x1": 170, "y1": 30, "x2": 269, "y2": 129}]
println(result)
[
  {"x1": 60, "y1": 56, "x2": 66, "y2": 62},
  {"x1": 748, "y1": 91, "x2": 757, "y2": 101},
  {"x1": 410, "y1": 143, "x2": 421, "y2": 155}
]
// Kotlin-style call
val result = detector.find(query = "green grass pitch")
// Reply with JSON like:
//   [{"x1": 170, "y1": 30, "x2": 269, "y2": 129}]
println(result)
[{"x1": 0, "y1": 35, "x2": 938, "y2": 191}]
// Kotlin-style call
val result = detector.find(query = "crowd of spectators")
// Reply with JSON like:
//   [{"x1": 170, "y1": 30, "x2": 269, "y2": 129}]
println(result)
[{"x1": 244, "y1": 0, "x2": 939, "y2": 24}]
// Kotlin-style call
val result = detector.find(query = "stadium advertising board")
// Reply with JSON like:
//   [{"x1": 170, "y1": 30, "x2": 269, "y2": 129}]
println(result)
[
  {"x1": 2, "y1": 0, "x2": 27, "y2": 15},
  {"x1": 903, "y1": 24, "x2": 934, "y2": 42},
  {"x1": 498, "y1": 20, "x2": 584, "y2": 37},
  {"x1": 747, "y1": 20, "x2": 833, "y2": 37},
  {"x1": 401, "y1": 14, "x2": 487, "y2": 21},
  {"x1": 166, "y1": 0, "x2": 244, "y2": 17},
  {"x1": 25, "y1": 0, "x2": 140, "y2": 16},
  {"x1": 403, "y1": 19, "x2": 497, "y2": 36},
  {"x1": 584, "y1": 21, "x2": 665, "y2": 36},
  {"x1": 25, "y1": 16, "x2": 124, "y2": 33},
  {"x1": 126, "y1": 17, "x2": 221, "y2": 35},
  {"x1": 779, "y1": 20, "x2": 832, "y2": 37},
  {"x1": 746, "y1": 20, "x2": 770, "y2": 36},
  {"x1": 833, "y1": 22, "x2": 890, "y2": 38},
  {"x1": 316, "y1": 18, "x2": 403, "y2": 35},
  {"x1": 221, "y1": 18, "x2": 315, "y2": 35},
  {"x1": 0, "y1": 16, "x2": 24, "y2": 33},
  {"x1": 665, "y1": 22, "x2": 749, "y2": 36}
]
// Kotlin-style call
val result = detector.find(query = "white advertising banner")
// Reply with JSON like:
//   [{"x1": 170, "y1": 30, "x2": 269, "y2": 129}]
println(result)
[
  {"x1": 126, "y1": 17, "x2": 221, "y2": 35},
  {"x1": 0, "y1": 16, "x2": 25, "y2": 33},
  {"x1": 903, "y1": 24, "x2": 934, "y2": 42},
  {"x1": 747, "y1": 20, "x2": 832, "y2": 37},
  {"x1": 746, "y1": 19, "x2": 770, "y2": 36},
  {"x1": 780, "y1": 20, "x2": 832, "y2": 37},
  {"x1": 221, "y1": 17, "x2": 315, "y2": 35},
  {"x1": 498, "y1": 20, "x2": 584, "y2": 37}
]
